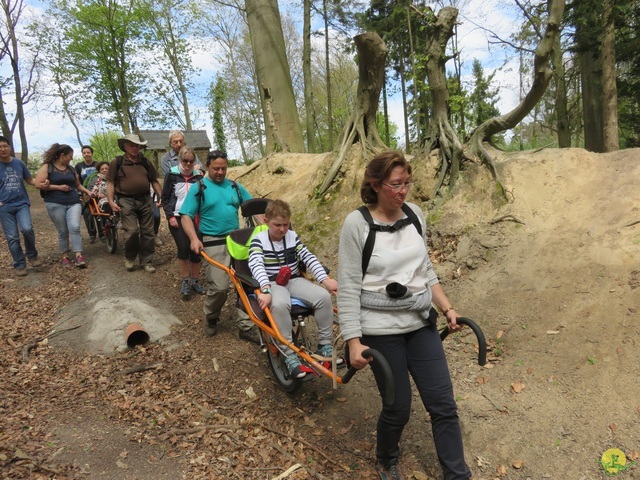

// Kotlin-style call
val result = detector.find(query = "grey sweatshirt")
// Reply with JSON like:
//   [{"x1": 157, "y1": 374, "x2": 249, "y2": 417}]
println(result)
[{"x1": 337, "y1": 202, "x2": 439, "y2": 341}]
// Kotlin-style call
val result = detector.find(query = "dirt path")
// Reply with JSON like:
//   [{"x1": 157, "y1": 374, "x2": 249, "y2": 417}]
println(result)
[{"x1": 2, "y1": 148, "x2": 640, "y2": 479}]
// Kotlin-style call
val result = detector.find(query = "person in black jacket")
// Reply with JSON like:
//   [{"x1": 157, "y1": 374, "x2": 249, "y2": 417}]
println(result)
[{"x1": 161, "y1": 146, "x2": 205, "y2": 298}]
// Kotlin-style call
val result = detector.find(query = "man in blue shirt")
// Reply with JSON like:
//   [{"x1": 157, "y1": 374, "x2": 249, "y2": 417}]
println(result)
[
  {"x1": 0, "y1": 136, "x2": 42, "y2": 276},
  {"x1": 180, "y1": 150, "x2": 258, "y2": 342}
]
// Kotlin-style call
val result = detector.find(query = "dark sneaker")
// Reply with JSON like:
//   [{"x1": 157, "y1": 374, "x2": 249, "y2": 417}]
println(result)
[
  {"x1": 376, "y1": 462, "x2": 405, "y2": 480},
  {"x1": 316, "y1": 344, "x2": 344, "y2": 365},
  {"x1": 189, "y1": 278, "x2": 206, "y2": 295},
  {"x1": 204, "y1": 318, "x2": 218, "y2": 337},
  {"x1": 16, "y1": 268, "x2": 28, "y2": 277},
  {"x1": 75, "y1": 255, "x2": 87, "y2": 268},
  {"x1": 100, "y1": 236, "x2": 107, "y2": 243},
  {"x1": 180, "y1": 279, "x2": 192, "y2": 298},
  {"x1": 125, "y1": 259, "x2": 135, "y2": 271},
  {"x1": 238, "y1": 326, "x2": 260, "y2": 345},
  {"x1": 285, "y1": 353, "x2": 307, "y2": 379},
  {"x1": 89, "y1": 237, "x2": 96, "y2": 244},
  {"x1": 61, "y1": 257, "x2": 72, "y2": 267},
  {"x1": 144, "y1": 265, "x2": 156, "y2": 273},
  {"x1": 154, "y1": 235, "x2": 163, "y2": 246}
]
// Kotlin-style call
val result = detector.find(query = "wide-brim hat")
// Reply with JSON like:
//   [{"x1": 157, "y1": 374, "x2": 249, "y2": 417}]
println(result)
[{"x1": 118, "y1": 133, "x2": 147, "y2": 152}]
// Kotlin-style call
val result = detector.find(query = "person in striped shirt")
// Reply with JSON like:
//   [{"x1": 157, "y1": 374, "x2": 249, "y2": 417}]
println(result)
[{"x1": 248, "y1": 199, "x2": 338, "y2": 379}]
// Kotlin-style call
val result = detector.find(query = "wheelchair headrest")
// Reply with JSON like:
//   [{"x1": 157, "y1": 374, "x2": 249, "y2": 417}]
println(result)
[{"x1": 241, "y1": 198, "x2": 270, "y2": 218}]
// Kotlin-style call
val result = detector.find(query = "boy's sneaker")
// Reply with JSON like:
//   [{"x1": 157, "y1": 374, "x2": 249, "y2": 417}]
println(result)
[
  {"x1": 376, "y1": 461, "x2": 405, "y2": 480},
  {"x1": 125, "y1": 259, "x2": 136, "y2": 271},
  {"x1": 180, "y1": 279, "x2": 192, "y2": 298},
  {"x1": 61, "y1": 257, "x2": 72, "y2": 267},
  {"x1": 16, "y1": 268, "x2": 28, "y2": 277},
  {"x1": 285, "y1": 353, "x2": 307, "y2": 379},
  {"x1": 316, "y1": 344, "x2": 344, "y2": 365},
  {"x1": 144, "y1": 265, "x2": 156, "y2": 274},
  {"x1": 189, "y1": 278, "x2": 206, "y2": 295},
  {"x1": 75, "y1": 255, "x2": 87, "y2": 268}
]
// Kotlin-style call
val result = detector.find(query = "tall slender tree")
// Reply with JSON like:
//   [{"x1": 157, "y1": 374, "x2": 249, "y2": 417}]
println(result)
[{"x1": 245, "y1": 0, "x2": 304, "y2": 153}]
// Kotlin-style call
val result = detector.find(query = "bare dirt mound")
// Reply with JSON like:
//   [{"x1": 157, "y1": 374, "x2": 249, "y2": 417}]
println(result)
[{"x1": 2, "y1": 147, "x2": 639, "y2": 479}]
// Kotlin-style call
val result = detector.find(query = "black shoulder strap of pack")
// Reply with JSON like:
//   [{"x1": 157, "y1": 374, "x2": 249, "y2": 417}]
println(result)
[
  {"x1": 358, "y1": 203, "x2": 422, "y2": 277},
  {"x1": 196, "y1": 178, "x2": 205, "y2": 214},
  {"x1": 115, "y1": 155, "x2": 150, "y2": 181},
  {"x1": 195, "y1": 178, "x2": 242, "y2": 214},
  {"x1": 230, "y1": 180, "x2": 243, "y2": 204}
]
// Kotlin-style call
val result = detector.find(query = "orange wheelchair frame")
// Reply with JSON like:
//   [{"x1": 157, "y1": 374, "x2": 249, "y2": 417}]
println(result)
[
  {"x1": 200, "y1": 250, "x2": 395, "y2": 400},
  {"x1": 87, "y1": 197, "x2": 119, "y2": 254}
]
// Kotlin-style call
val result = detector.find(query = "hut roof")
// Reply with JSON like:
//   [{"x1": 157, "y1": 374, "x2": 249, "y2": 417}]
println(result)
[{"x1": 138, "y1": 130, "x2": 211, "y2": 150}]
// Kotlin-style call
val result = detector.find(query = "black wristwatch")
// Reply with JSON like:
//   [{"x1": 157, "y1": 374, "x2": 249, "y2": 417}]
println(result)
[{"x1": 261, "y1": 286, "x2": 272, "y2": 294}]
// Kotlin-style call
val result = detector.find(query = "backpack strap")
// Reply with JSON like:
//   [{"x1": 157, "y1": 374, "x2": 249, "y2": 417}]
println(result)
[
  {"x1": 230, "y1": 180, "x2": 243, "y2": 204},
  {"x1": 358, "y1": 203, "x2": 423, "y2": 277}
]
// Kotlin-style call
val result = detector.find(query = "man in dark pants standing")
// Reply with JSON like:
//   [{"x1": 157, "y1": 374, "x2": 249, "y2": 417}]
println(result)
[{"x1": 106, "y1": 134, "x2": 162, "y2": 273}]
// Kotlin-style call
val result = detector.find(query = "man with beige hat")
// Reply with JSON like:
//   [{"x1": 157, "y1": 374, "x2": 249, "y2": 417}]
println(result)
[{"x1": 106, "y1": 133, "x2": 162, "y2": 273}]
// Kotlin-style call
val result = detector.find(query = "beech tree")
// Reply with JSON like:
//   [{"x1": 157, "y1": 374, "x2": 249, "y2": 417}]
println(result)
[
  {"x1": 245, "y1": 0, "x2": 304, "y2": 153},
  {"x1": 467, "y1": 0, "x2": 566, "y2": 182},
  {"x1": 318, "y1": 32, "x2": 388, "y2": 196},
  {"x1": 0, "y1": 0, "x2": 42, "y2": 161}
]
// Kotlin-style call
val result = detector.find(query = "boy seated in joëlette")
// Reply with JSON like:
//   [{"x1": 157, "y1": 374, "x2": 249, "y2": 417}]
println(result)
[{"x1": 247, "y1": 199, "x2": 339, "y2": 380}]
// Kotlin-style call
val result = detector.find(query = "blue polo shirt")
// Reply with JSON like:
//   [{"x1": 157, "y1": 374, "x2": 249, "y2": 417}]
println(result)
[{"x1": 179, "y1": 177, "x2": 251, "y2": 236}]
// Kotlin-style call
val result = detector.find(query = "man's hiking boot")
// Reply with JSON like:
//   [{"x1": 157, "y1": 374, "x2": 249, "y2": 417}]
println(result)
[
  {"x1": 238, "y1": 326, "x2": 260, "y2": 345},
  {"x1": 189, "y1": 278, "x2": 206, "y2": 295},
  {"x1": 376, "y1": 461, "x2": 405, "y2": 480},
  {"x1": 29, "y1": 257, "x2": 42, "y2": 268},
  {"x1": 15, "y1": 268, "x2": 27, "y2": 277},
  {"x1": 204, "y1": 318, "x2": 218, "y2": 337}
]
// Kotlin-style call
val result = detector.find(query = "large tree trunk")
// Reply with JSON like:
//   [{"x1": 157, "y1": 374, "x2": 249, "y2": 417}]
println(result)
[
  {"x1": 317, "y1": 32, "x2": 387, "y2": 196},
  {"x1": 422, "y1": 7, "x2": 463, "y2": 193},
  {"x1": 601, "y1": 0, "x2": 618, "y2": 152},
  {"x1": 323, "y1": 0, "x2": 333, "y2": 151},
  {"x1": 552, "y1": 26, "x2": 570, "y2": 148},
  {"x1": 467, "y1": 0, "x2": 565, "y2": 180},
  {"x1": 245, "y1": 0, "x2": 304, "y2": 154},
  {"x1": 303, "y1": 0, "x2": 315, "y2": 153}
]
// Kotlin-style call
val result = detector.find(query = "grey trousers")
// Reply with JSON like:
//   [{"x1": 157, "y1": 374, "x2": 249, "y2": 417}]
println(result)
[
  {"x1": 203, "y1": 236, "x2": 253, "y2": 331},
  {"x1": 270, "y1": 277, "x2": 334, "y2": 355}
]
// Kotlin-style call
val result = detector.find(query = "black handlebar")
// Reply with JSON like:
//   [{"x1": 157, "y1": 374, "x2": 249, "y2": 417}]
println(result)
[
  {"x1": 341, "y1": 348, "x2": 394, "y2": 407},
  {"x1": 440, "y1": 317, "x2": 487, "y2": 366}
]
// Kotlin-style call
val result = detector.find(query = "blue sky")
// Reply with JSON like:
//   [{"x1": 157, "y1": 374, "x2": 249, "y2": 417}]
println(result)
[{"x1": 2, "y1": 0, "x2": 522, "y2": 158}]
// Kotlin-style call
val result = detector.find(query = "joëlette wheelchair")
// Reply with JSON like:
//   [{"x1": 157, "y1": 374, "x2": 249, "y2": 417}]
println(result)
[
  {"x1": 200, "y1": 199, "x2": 486, "y2": 399},
  {"x1": 87, "y1": 196, "x2": 120, "y2": 254}
]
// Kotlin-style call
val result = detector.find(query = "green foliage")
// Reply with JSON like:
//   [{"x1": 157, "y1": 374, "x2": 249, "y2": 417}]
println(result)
[
  {"x1": 469, "y1": 59, "x2": 500, "y2": 129},
  {"x1": 209, "y1": 77, "x2": 227, "y2": 152},
  {"x1": 87, "y1": 131, "x2": 121, "y2": 162}
]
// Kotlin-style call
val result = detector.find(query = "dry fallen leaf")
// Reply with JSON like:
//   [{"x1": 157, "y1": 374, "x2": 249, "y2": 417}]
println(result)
[
  {"x1": 412, "y1": 472, "x2": 430, "y2": 480},
  {"x1": 546, "y1": 330, "x2": 560, "y2": 335},
  {"x1": 496, "y1": 464, "x2": 508, "y2": 476},
  {"x1": 628, "y1": 450, "x2": 640, "y2": 461},
  {"x1": 609, "y1": 423, "x2": 617, "y2": 432},
  {"x1": 476, "y1": 376, "x2": 489, "y2": 385},
  {"x1": 511, "y1": 381, "x2": 526, "y2": 393},
  {"x1": 512, "y1": 459, "x2": 524, "y2": 469},
  {"x1": 496, "y1": 330, "x2": 504, "y2": 339}
]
